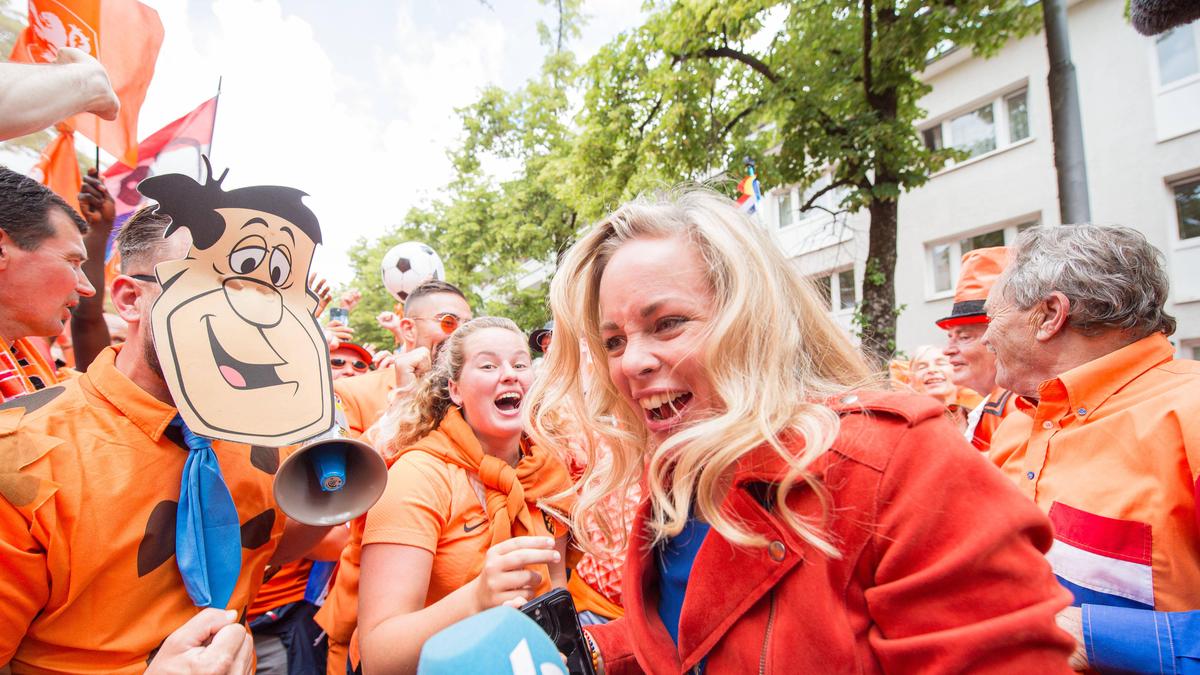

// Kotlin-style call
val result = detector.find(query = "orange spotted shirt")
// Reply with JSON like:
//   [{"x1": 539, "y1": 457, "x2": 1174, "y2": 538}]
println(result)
[
  {"x1": 0, "y1": 346, "x2": 287, "y2": 673},
  {"x1": 988, "y1": 333, "x2": 1200, "y2": 612}
]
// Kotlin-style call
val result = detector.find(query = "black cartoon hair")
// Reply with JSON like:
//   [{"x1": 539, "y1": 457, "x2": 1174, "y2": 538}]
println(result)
[{"x1": 136, "y1": 157, "x2": 322, "y2": 251}]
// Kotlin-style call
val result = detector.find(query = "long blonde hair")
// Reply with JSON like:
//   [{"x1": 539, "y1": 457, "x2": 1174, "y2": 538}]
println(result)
[
  {"x1": 371, "y1": 317, "x2": 527, "y2": 457},
  {"x1": 525, "y1": 187, "x2": 873, "y2": 557}
]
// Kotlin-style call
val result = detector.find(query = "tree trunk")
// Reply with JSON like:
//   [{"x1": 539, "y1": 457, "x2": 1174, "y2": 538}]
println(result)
[{"x1": 859, "y1": 196, "x2": 899, "y2": 367}]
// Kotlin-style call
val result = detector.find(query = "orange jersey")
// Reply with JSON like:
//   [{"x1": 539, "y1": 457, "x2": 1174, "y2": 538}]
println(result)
[
  {"x1": 248, "y1": 559, "x2": 312, "y2": 619},
  {"x1": 0, "y1": 337, "x2": 61, "y2": 403},
  {"x1": 0, "y1": 347, "x2": 286, "y2": 673},
  {"x1": 989, "y1": 333, "x2": 1200, "y2": 612},
  {"x1": 333, "y1": 365, "x2": 397, "y2": 438},
  {"x1": 966, "y1": 386, "x2": 1021, "y2": 452}
]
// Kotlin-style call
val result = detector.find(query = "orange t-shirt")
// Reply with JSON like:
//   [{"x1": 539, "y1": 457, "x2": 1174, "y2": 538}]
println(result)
[
  {"x1": 989, "y1": 333, "x2": 1200, "y2": 612},
  {"x1": 248, "y1": 560, "x2": 312, "y2": 619},
  {"x1": 0, "y1": 346, "x2": 286, "y2": 673},
  {"x1": 333, "y1": 365, "x2": 397, "y2": 438}
]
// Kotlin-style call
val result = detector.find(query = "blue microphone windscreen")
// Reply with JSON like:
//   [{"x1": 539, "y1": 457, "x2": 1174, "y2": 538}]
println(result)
[{"x1": 417, "y1": 606, "x2": 564, "y2": 675}]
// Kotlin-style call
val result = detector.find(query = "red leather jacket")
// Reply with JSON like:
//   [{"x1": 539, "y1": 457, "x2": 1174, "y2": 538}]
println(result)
[{"x1": 587, "y1": 391, "x2": 1074, "y2": 674}]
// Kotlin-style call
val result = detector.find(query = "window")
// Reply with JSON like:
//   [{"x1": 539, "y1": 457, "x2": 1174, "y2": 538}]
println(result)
[
  {"x1": 810, "y1": 269, "x2": 856, "y2": 313},
  {"x1": 920, "y1": 88, "x2": 1030, "y2": 163},
  {"x1": 926, "y1": 220, "x2": 1038, "y2": 295},
  {"x1": 922, "y1": 125, "x2": 944, "y2": 151},
  {"x1": 949, "y1": 103, "x2": 997, "y2": 159},
  {"x1": 837, "y1": 269, "x2": 856, "y2": 310},
  {"x1": 812, "y1": 274, "x2": 832, "y2": 309},
  {"x1": 1175, "y1": 177, "x2": 1200, "y2": 240},
  {"x1": 778, "y1": 191, "x2": 795, "y2": 228},
  {"x1": 931, "y1": 243, "x2": 953, "y2": 293},
  {"x1": 1192, "y1": 345, "x2": 1200, "y2": 361},
  {"x1": 1157, "y1": 28, "x2": 1199, "y2": 86},
  {"x1": 1006, "y1": 90, "x2": 1029, "y2": 142},
  {"x1": 960, "y1": 229, "x2": 1006, "y2": 254}
]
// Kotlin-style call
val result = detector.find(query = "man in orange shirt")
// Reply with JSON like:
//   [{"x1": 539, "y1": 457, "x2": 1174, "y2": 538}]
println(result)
[
  {"x1": 0, "y1": 196, "x2": 334, "y2": 671},
  {"x1": 984, "y1": 224, "x2": 1200, "y2": 673},
  {"x1": 936, "y1": 246, "x2": 1020, "y2": 451},
  {"x1": 0, "y1": 167, "x2": 96, "y2": 402},
  {"x1": 334, "y1": 280, "x2": 473, "y2": 438}
]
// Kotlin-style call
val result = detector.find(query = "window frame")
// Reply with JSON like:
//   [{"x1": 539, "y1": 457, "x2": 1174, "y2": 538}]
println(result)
[
  {"x1": 1153, "y1": 25, "x2": 1200, "y2": 92},
  {"x1": 918, "y1": 84, "x2": 1032, "y2": 169},
  {"x1": 1170, "y1": 173, "x2": 1200, "y2": 245},
  {"x1": 810, "y1": 267, "x2": 858, "y2": 316},
  {"x1": 924, "y1": 218, "x2": 1040, "y2": 300}
]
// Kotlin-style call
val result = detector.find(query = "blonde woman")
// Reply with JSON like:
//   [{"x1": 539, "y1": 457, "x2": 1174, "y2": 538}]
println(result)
[
  {"x1": 908, "y1": 344, "x2": 982, "y2": 432},
  {"x1": 527, "y1": 188, "x2": 1074, "y2": 674},
  {"x1": 355, "y1": 317, "x2": 574, "y2": 674}
]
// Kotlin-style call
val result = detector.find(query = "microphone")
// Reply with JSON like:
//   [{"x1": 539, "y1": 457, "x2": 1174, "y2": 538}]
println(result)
[{"x1": 418, "y1": 606, "x2": 565, "y2": 675}]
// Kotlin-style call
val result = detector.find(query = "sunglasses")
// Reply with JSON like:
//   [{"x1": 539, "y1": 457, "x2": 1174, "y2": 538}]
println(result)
[
  {"x1": 413, "y1": 313, "x2": 461, "y2": 335},
  {"x1": 330, "y1": 357, "x2": 368, "y2": 371}
]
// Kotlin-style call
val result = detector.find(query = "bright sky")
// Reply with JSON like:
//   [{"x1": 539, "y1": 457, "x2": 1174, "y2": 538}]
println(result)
[{"x1": 1, "y1": 0, "x2": 643, "y2": 284}]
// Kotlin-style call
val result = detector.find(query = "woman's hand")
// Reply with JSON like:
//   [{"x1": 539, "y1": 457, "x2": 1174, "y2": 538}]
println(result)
[{"x1": 472, "y1": 536, "x2": 560, "y2": 612}]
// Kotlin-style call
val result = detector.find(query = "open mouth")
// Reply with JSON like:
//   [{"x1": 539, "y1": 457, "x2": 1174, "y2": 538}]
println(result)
[
  {"x1": 494, "y1": 391, "x2": 522, "y2": 412},
  {"x1": 206, "y1": 318, "x2": 285, "y2": 390},
  {"x1": 640, "y1": 391, "x2": 693, "y2": 422}
]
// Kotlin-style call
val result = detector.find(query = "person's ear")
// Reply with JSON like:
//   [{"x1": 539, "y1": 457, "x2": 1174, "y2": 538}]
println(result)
[
  {"x1": 448, "y1": 378, "x2": 462, "y2": 407},
  {"x1": 111, "y1": 276, "x2": 145, "y2": 323},
  {"x1": 0, "y1": 230, "x2": 14, "y2": 271},
  {"x1": 399, "y1": 317, "x2": 418, "y2": 348},
  {"x1": 1035, "y1": 292, "x2": 1071, "y2": 341}
]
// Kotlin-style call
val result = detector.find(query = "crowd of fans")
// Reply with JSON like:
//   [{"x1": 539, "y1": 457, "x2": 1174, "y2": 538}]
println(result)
[{"x1": 1, "y1": 156, "x2": 1198, "y2": 675}]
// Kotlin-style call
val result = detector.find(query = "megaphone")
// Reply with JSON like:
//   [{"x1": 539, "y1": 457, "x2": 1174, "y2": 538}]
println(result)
[{"x1": 274, "y1": 401, "x2": 388, "y2": 526}]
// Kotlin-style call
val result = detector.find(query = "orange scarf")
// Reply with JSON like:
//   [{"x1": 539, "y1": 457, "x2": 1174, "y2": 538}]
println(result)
[{"x1": 393, "y1": 407, "x2": 576, "y2": 586}]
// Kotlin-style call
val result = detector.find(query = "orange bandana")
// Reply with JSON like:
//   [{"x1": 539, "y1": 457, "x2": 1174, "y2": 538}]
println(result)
[{"x1": 392, "y1": 407, "x2": 575, "y2": 583}]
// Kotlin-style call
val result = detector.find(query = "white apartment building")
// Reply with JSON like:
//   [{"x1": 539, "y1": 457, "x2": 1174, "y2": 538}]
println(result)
[{"x1": 761, "y1": 0, "x2": 1200, "y2": 356}]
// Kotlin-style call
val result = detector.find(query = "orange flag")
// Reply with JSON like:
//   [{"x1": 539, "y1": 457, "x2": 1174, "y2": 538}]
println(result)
[
  {"x1": 29, "y1": 124, "x2": 82, "y2": 215},
  {"x1": 10, "y1": 0, "x2": 164, "y2": 166}
]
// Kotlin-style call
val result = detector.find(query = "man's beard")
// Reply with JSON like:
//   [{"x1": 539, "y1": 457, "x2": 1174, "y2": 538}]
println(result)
[{"x1": 143, "y1": 331, "x2": 165, "y2": 382}]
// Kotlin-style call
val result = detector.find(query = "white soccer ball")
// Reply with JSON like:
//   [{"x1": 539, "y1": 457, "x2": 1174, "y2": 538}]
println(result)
[{"x1": 380, "y1": 242, "x2": 445, "y2": 302}]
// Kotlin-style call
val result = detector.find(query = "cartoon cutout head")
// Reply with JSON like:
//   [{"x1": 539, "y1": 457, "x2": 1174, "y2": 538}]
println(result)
[{"x1": 138, "y1": 159, "x2": 333, "y2": 446}]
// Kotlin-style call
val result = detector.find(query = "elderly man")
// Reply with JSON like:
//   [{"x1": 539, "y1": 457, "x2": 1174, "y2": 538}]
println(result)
[
  {"x1": 0, "y1": 167, "x2": 95, "y2": 402},
  {"x1": 937, "y1": 247, "x2": 1020, "y2": 451},
  {"x1": 984, "y1": 224, "x2": 1200, "y2": 672}
]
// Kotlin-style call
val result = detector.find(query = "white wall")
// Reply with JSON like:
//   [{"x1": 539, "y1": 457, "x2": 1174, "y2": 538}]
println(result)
[{"x1": 771, "y1": 0, "x2": 1200, "y2": 355}]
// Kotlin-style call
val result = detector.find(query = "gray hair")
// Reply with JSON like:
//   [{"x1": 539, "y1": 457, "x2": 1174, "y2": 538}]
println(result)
[{"x1": 997, "y1": 224, "x2": 1176, "y2": 338}]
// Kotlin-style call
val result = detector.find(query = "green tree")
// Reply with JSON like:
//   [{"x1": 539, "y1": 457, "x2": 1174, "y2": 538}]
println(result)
[
  {"x1": 344, "y1": 1, "x2": 584, "y2": 344},
  {"x1": 565, "y1": 0, "x2": 1039, "y2": 361}
]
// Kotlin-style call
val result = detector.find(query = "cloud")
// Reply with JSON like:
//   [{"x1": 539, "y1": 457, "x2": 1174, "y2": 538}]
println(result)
[{"x1": 0, "y1": 0, "x2": 645, "y2": 288}]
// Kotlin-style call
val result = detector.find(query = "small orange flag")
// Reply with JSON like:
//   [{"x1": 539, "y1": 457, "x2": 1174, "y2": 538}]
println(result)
[
  {"x1": 10, "y1": 0, "x2": 164, "y2": 167},
  {"x1": 29, "y1": 124, "x2": 82, "y2": 215}
]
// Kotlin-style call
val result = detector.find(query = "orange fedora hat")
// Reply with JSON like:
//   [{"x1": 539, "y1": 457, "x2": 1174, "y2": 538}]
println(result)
[{"x1": 935, "y1": 246, "x2": 1011, "y2": 329}]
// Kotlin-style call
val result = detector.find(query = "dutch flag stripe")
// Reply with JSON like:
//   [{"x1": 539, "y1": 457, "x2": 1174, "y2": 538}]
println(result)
[{"x1": 1047, "y1": 502, "x2": 1155, "y2": 608}]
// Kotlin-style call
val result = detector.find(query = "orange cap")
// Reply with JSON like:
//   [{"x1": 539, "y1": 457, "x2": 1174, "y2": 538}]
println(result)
[{"x1": 935, "y1": 246, "x2": 1011, "y2": 329}]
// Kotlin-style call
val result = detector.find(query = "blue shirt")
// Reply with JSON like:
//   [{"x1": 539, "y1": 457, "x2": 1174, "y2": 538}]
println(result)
[
  {"x1": 1085, "y1": 605, "x2": 1200, "y2": 673},
  {"x1": 656, "y1": 518, "x2": 710, "y2": 647}
]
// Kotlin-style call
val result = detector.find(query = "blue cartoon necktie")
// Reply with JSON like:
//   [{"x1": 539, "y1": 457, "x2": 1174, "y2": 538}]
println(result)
[{"x1": 171, "y1": 415, "x2": 242, "y2": 608}]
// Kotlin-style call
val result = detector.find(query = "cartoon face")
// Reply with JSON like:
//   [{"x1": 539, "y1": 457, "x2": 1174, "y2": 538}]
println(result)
[{"x1": 150, "y1": 206, "x2": 332, "y2": 445}]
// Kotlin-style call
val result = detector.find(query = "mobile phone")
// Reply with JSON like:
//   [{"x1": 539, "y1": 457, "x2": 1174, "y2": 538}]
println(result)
[
  {"x1": 328, "y1": 306, "x2": 349, "y2": 324},
  {"x1": 520, "y1": 588, "x2": 596, "y2": 675}
]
